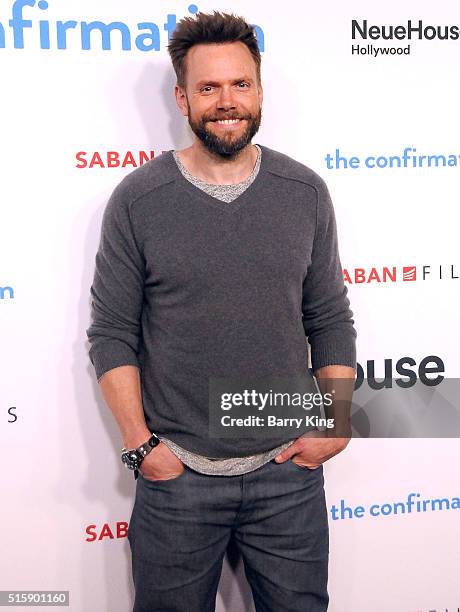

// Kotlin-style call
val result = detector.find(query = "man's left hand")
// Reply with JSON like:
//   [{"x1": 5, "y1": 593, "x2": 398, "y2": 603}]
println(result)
[{"x1": 274, "y1": 430, "x2": 351, "y2": 469}]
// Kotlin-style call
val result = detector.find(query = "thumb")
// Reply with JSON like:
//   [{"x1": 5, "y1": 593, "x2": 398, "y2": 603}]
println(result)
[{"x1": 274, "y1": 443, "x2": 298, "y2": 463}]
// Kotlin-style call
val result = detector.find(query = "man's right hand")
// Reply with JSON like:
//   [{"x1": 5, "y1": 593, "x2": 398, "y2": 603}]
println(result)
[{"x1": 138, "y1": 441, "x2": 185, "y2": 482}]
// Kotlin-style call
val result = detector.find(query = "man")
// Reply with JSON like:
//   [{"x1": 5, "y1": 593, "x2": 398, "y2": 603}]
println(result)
[{"x1": 86, "y1": 10, "x2": 357, "y2": 612}]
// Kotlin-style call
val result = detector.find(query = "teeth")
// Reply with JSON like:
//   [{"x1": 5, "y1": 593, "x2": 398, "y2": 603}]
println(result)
[{"x1": 216, "y1": 119, "x2": 240, "y2": 124}]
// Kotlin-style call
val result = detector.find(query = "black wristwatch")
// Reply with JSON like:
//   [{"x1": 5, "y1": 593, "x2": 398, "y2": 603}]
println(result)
[{"x1": 120, "y1": 432, "x2": 161, "y2": 480}]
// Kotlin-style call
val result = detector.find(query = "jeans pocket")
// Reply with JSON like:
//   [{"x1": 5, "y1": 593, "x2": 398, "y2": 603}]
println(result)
[
  {"x1": 139, "y1": 463, "x2": 189, "y2": 484},
  {"x1": 290, "y1": 459, "x2": 321, "y2": 471}
]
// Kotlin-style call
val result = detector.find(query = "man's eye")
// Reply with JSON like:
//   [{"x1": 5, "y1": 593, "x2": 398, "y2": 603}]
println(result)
[
  {"x1": 201, "y1": 86, "x2": 213, "y2": 93},
  {"x1": 237, "y1": 82, "x2": 249, "y2": 88}
]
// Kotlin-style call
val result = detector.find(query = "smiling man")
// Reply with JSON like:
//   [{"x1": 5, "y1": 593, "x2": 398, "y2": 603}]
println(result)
[
  {"x1": 182, "y1": 43, "x2": 262, "y2": 159},
  {"x1": 86, "y1": 10, "x2": 357, "y2": 612},
  {"x1": 171, "y1": 29, "x2": 263, "y2": 186}
]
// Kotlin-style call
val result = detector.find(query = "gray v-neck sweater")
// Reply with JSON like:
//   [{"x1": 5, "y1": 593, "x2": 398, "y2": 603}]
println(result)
[
  {"x1": 162, "y1": 144, "x2": 295, "y2": 475},
  {"x1": 86, "y1": 143, "x2": 357, "y2": 462}
]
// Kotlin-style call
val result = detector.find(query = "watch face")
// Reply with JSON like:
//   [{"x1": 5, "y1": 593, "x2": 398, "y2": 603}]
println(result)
[{"x1": 122, "y1": 450, "x2": 140, "y2": 470}]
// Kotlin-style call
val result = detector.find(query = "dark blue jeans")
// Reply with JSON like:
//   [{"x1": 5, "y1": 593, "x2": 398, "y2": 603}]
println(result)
[{"x1": 127, "y1": 458, "x2": 329, "y2": 612}]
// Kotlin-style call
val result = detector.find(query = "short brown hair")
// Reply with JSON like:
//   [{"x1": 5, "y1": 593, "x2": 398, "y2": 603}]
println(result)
[{"x1": 167, "y1": 11, "x2": 261, "y2": 89}]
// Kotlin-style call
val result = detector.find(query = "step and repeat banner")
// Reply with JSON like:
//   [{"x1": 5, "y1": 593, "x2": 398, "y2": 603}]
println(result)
[{"x1": 1, "y1": 1, "x2": 459, "y2": 610}]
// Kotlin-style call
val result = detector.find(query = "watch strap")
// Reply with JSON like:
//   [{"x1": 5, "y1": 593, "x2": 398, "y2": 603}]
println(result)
[{"x1": 136, "y1": 433, "x2": 161, "y2": 459}]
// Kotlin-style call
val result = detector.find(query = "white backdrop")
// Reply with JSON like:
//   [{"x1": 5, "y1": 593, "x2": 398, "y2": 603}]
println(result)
[{"x1": 1, "y1": 1, "x2": 459, "y2": 610}]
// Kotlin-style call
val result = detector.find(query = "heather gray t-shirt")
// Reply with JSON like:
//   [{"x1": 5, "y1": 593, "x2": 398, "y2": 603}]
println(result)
[{"x1": 87, "y1": 143, "x2": 357, "y2": 473}]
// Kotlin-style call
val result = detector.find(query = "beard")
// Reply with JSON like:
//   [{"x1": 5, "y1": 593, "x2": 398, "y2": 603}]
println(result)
[{"x1": 187, "y1": 104, "x2": 262, "y2": 159}]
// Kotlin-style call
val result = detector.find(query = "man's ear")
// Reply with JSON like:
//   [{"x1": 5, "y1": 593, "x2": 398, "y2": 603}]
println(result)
[{"x1": 174, "y1": 84, "x2": 189, "y2": 118}]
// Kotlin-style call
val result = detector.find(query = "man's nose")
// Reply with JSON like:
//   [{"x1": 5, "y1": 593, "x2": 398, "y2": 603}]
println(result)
[{"x1": 216, "y1": 86, "x2": 237, "y2": 110}]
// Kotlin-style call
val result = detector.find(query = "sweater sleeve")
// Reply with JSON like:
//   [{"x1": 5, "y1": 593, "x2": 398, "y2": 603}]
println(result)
[
  {"x1": 86, "y1": 182, "x2": 145, "y2": 382},
  {"x1": 302, "y1": 178, "x2": 357, "y2": 372}
]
